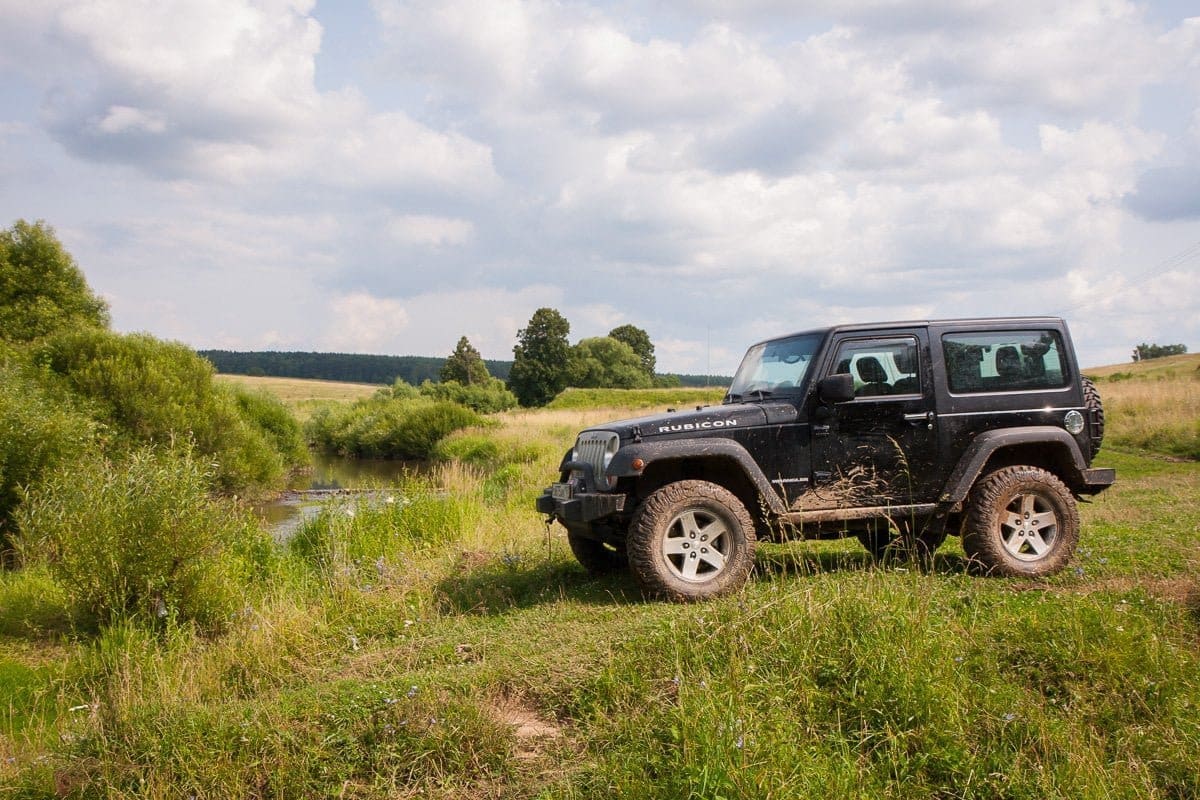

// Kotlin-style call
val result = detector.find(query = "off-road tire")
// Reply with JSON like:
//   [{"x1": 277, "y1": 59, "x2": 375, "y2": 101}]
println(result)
[
  {"x1": 566, "y1": 531, "x2": 627, "y2": 575},
  {"x1": 1082, "y1": 376, "x2": 1104, "y2": 459},
  {"x1": 962, "y1": 466, "x2": 1079, "y2": 577},
  {"x1": 856, "y1": 516, "x2": 947, "y2": 563},
  {"x1": 627, "y1": 480, "x2": 756, "y2": 601}
]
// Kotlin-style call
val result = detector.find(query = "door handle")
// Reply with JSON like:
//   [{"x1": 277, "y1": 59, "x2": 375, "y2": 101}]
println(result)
[{"x1": 904, "y1": 411, "x2": 935, "y2": 429}]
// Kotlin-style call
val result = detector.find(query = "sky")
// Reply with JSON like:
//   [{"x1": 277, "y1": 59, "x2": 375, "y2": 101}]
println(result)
[{"x1": 1, "y1": 0, "x2": 1198, "y2": 375}]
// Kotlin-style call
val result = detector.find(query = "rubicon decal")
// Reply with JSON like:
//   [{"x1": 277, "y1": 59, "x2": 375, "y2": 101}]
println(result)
[{"x1": 658, "y1": 419, "x2": 739, "y2": 433}]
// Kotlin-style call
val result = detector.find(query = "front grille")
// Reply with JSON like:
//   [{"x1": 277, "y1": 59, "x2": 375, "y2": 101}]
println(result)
[{"x1": 573, "y1": 431, "x2": 618, "y2": 488}]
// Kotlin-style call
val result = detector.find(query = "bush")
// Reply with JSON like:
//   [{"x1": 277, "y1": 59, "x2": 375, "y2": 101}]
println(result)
[
  {"x1": 418, "y1": 378, "x2": 518, "y2": 413},
  {"x1": 14, "y1": 448, "x2": 272, "y2": 631},
  {"x1": 33, "y1": 329, "x2": 302, "y2": 492},
  {"x1": 230, "y1": 385, "x2": 308, "y2": 465},
  {"x1": 0, "y1": 364, "x2": 95, "y2": 550},
  {"x1": 305, "y1": 397, "x2": 482, "y2": 459}
]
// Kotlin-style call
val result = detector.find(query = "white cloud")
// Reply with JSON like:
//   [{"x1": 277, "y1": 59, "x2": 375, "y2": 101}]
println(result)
[
  {"x1": 387, "y1": 215, "x2": 474, "y2": 248},
  {"x1": 324, "y1": 292, "x2": 411, "y2": 353}
]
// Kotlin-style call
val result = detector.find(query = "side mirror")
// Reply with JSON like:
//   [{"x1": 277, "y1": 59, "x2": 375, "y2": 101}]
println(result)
[{"x1": 818, "y1": 373, "x2": 855, "y2": 404}]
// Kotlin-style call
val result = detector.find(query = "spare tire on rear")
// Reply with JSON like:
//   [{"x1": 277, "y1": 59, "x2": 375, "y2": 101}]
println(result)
[{"x1": 1082, "y1": 376, "x2": 1104, "y2": 459}]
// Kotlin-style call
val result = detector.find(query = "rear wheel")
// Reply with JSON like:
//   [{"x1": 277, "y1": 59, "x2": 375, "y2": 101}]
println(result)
[
  {"x1": 627, "y1": 480, "x2": 756, "y2": 601},
  {"x1": 962, "y1": 466, "x2": 1079, "y2": 577}
]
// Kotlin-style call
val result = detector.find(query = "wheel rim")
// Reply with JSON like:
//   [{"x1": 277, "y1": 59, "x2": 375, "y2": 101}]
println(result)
[
  {"x1": 660, "y1": 508, "x2": 731, "y2": 582},
  {"x1": 998, "y1": 491, "x2": 1058, "y2": 561}
]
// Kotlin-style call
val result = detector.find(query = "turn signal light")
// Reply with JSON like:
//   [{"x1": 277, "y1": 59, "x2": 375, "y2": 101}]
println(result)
[{"x1": 631, "y1": 458, "x2": 645, "y2": 471}]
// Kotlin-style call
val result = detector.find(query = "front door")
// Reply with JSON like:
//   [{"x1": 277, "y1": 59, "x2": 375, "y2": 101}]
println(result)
[{"x1": 807, "y1": 332, "x2": 939, "y2": 510}]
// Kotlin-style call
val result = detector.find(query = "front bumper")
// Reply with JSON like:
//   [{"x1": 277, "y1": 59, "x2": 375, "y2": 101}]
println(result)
[
  {"x1": 1078, "y1": 467, "x2": 1116, "y2": 495},
  {"x1": 536, "y1": 458, "x2": 626, "y2": 523},
  {"x1": 536, "y1": 489, "x2": 626, "y2": 522}
]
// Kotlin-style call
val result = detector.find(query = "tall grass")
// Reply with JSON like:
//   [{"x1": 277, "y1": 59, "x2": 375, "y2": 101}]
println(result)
[{"x1": 1092, "y1": 364, "x2": 1199, "y2": 459}]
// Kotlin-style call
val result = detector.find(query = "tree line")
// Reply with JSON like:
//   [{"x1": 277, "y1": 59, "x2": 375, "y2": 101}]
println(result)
[
  {"x1": 198, "y1": 350, "x2": 513, "y2": 385},
  {"x1": 202, "y1": 335, "x2": 725, "y2": 393}
]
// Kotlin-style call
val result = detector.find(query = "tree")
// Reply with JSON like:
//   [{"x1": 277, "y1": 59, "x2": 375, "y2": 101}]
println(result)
[
  {"x1": 440, "y1": 336, "x2": 490, "y2": 385},
  {"x1": 1133, "y1": 342, "x2": 1188, "y2": 362},
  {"x1": 609, "y1": 324, "x2": 656, "y2": 377},
  {"x1": 508, "y1": 308, "x2": 571, "y2": 406},
  {"x1": 0, "y1": 220, "x2": 109, "y2": 343},
  {"x1": 568, "y1": 337, "x2": 653, "y2": 389}
]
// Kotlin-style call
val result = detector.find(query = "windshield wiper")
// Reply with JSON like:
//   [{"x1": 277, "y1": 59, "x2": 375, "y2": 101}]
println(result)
[{"x1": 747, "y1": 388, "x2": 774, "y2": 401}]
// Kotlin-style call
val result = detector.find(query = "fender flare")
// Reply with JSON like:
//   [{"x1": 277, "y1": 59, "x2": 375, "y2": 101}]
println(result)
[
  {"x1": 940, "y1": 427, "x2": 1088, "y2": 504},
  {"x1": 607, "y1": 437, "x2": 787, "y2": 515}
]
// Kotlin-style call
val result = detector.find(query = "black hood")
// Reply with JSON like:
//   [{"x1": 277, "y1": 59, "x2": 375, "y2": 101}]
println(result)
[{"x1": 582, "y1": 402, "x2": 787, "y2": 441}]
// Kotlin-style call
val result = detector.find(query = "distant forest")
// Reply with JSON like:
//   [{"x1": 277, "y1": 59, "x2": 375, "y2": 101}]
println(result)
[{"x1": 199, "y1": 350, "x2": 727, "y2": 388}]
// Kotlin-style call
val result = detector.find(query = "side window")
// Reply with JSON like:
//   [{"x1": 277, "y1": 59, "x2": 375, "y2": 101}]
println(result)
[
  {"x1": 830, "y1": 337, "x2": 921, "y2": 398},
  {"x1": 942, "y1": 330, "x2": 1067, "y2": 393}
]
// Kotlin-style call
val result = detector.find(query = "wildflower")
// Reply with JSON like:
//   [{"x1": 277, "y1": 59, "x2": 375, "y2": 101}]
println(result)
[
  {"x1": 1073, "y1": 566, "x2": 1085, "y2": 577},
  {"x1": 406, "y1": 685, "x2": 419, "y2": 698},
  {"x1": 1002, "y1": 713, "x2": 1016, "y2": 722}
]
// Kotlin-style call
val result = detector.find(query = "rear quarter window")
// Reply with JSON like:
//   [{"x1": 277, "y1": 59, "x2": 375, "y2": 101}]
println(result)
[{"x1": 942, "y1": 330, "x2": 1067, "y2": 393}]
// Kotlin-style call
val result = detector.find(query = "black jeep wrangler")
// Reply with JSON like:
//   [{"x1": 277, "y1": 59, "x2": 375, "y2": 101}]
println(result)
[{"x1": 537, "y1": 317, "x2": 1114, "y2": 600}]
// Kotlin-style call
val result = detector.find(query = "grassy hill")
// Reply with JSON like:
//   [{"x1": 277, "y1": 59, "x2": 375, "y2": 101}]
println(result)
[
  {"x1": 1086, "y1": 353, "x2": 1199, "y2": 460},
  {"x1": 3, "y1": 358, "x2": 1197, "y2": 797}
]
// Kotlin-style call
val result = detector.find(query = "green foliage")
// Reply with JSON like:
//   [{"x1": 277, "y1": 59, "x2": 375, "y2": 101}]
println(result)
[
  {"x1": 568, "y1": 336, "x2": 654, "y2": 389},
  {"x1": 0, "y1": 219, "x2": 110, "y2": 343},
  {"x1": 433, "y1": 431, "x2": 548, "y2": 468},
  {"x1": 0, "y1": 364, "x2": 95, "y2": 550},
  {"x1": 34, "y1": 328, "x2": 299, "y2": 492},
  {"x1": 418, "y1": 377, "x2": 518, "y2": 413},
  {"x1": 508, "y1": 307, "x2": 571, "y2": 407},
  {"x1": 306, "y1": 396, "x2": 483, "y2": 459},
  {"x1": 14, "y1": 448, "x2": 272, "y2": 631},
  {"x1": 390, "y1": 378, "x2": 422, "y2": 400},
  {"x1": 440, "y1": 335, "x2": 490, "y2": 385},
  {"x1": 1134, "y1": 342, "x2": 1188, "y2": 361},
  {"x1": 609, "y1": 323, "x2": 656, "y2": 376},
  {"x1": 230, "y1": 385, "x2": 308, "y2": 465},
  {"x1": 290, "y1": 489, "x2": 483, "y2": 569}
]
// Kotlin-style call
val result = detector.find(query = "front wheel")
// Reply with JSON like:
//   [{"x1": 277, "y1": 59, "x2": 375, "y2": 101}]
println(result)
[
  {"x1": 627, "y1": 480, "x2": 756, "y2": 601},
  {"x1": 962, "y1": 466, "x2": 1079, "y2": 577}
]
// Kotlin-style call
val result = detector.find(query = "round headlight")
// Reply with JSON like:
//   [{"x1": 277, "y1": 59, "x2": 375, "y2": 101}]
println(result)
[{"x1": 1064, "y1": 410, "x2": 1085, "y2": 435}]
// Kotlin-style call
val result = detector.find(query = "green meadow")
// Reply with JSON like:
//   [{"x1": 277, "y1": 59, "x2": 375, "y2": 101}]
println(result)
[{"x1": 2, "y1": 359, "x2": 1198, "y2": 799}]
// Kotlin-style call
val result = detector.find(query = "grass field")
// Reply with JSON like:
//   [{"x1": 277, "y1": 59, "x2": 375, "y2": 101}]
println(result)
[
  {"x1": 2, "y1": 360, "x2": 1196, "y2": 797},
  {"x1": 1087, "y1": 353, "x2": 1200, "y2": 460},
  {"x1": 215, "y1": 373, "x2": 384, "y2": 421}
]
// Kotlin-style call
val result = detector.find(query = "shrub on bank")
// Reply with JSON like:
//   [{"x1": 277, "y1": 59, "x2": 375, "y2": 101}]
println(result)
[
  {"x1": 0, "y1": 364, "x2": 95, "y2": 550},
  {"x1": 33, "y1": 329, "x2": 305, "y2": 492},
  {"x1": 305, "y1": 396, "x2": 482, "y2": 459},
  {"x1": 15, "y1": 448, "x2": 272, "y2": 631},
  {"x1": 418, "y1": 377, "x2": 518, "y2": 413},
  {"x1": 230, "y1": 384, "x2": 308, "y2": 465}
]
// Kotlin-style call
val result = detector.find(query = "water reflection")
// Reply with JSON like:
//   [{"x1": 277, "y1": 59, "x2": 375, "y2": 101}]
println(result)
[
  {"x1": 287, "y1": 451, "x2": 430, "y2": 490},
  {"x1": 259, "y1": 453, "x2": 431, "y2": 540}
]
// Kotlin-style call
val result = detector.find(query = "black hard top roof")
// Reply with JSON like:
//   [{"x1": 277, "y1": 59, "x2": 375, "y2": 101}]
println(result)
[{"x1": 750, "y1": 316, "x2": 1067, "y2": 348}]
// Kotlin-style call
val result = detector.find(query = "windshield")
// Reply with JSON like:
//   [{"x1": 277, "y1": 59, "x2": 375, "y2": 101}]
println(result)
[{"x1": 726, "y1": 333, "x2": 823, "y2": 402}]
